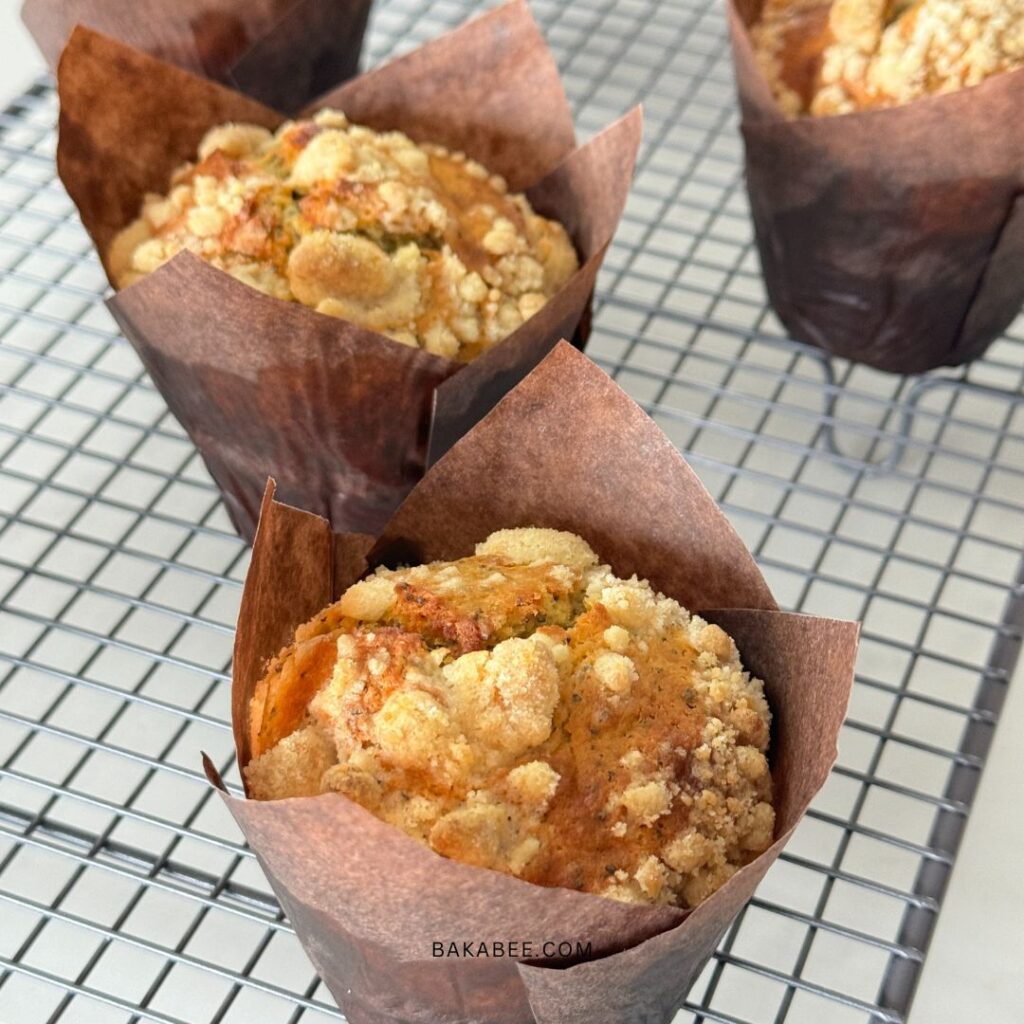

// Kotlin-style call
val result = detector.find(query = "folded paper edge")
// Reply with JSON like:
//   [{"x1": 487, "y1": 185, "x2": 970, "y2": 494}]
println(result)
[
  {"x1": 203, "y1": 751, "x2": 228, "y2": 791},
  {"x1": 232, "y1": 477, "x2": 337, "y2": 776},
  {"x1": 376, "y1": 341, "x2": 780, "y2": 613},
  {"x1": 955, "y1": 191, "x2": 1024, "y2": 362}
]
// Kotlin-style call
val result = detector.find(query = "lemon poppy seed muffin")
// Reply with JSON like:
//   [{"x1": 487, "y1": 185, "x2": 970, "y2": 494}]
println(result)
[
  {"x1": 108, "y1": 110, "x2": 579, "y2": 360},
  {"x1": 244, "y1": 528, "x2": 775, "y2": 908},
  {"x1": 751, "y1": 0, "x2": 1024, "y2": 117}
]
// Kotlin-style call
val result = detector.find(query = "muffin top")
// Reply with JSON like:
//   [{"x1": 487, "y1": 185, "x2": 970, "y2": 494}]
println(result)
[
  {"x1": 244, "y1": 528, "x2": 775, "y2": 908},
  {"x1": 108, "y1": 110, "x2": 579, "y2": 361},
  {"x1": 751, "y1": 0, "x2": 1024, "y2": 116}
]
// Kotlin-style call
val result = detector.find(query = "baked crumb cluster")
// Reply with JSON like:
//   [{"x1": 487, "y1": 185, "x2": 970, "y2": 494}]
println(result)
[
  {"x1": 245, "y1": 528, "x2": 775, "y2": 908},
  {"x1": 751, "y1": 0, "x2": 1024, "y2": 116},
  {"x1": 109, "y1": 110, "x2": 578, "y2": 360}
]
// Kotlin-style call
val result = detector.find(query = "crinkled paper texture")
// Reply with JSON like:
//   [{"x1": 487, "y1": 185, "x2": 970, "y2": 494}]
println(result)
[
  {"x1": 209, "y1": 342, "x2": 860, "y2": 1024},
  {"x1": 55, "y1": 1, "x2": 641, "y2": 539},
  {"x1": 22, "y1": 0, "x2": 373, "y2": 113},
  {"x1": 729, "y1": 0, "x2": 1024, "y2": 374}
]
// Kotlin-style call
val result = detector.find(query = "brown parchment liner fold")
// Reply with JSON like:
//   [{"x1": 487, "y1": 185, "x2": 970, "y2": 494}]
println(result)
[
  {"x1": 22, "y1": 0, "x2": 372, "y2": 114},
  {"x1": 728, "y1": 0, "x2": 1024, "y2": 375},
  {"x1": 207, "y1": 342, "x2": 860, "y2": 1024},
  {"x1": 55, "y1": 1, "x2": 642, "y2": 540}
]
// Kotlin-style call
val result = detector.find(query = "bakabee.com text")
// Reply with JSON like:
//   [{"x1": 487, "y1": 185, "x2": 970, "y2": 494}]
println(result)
[{"x1": 432, "y1": 940, "x2": 593, "y2": 959}]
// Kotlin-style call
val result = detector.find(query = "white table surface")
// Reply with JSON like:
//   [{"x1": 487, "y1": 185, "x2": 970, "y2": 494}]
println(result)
[{"x1": 0, "y1": 0, "x2": 1020, "y2": 1020}]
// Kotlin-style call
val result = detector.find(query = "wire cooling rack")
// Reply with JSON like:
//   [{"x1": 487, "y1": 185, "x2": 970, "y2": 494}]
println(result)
[{"x1": 0, "y1": 1, "x2": 1022, "y2": 1022}]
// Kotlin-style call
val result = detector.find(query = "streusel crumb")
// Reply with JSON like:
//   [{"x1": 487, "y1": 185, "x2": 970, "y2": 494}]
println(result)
[
  {"x1": 244, "y1": 528, "x2": 775, "y2": 909},
  {"x1": 750, "y1": 0, "x2": 1024, "y2": 117},
  {"x1": 108, "y1": 110, "x2": 579, "y2": 360}
]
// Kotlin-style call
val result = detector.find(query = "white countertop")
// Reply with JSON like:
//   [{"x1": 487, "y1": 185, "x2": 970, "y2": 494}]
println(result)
[{"x1": 0, "y1": 0, "x2": 1020, "y2": 1020}]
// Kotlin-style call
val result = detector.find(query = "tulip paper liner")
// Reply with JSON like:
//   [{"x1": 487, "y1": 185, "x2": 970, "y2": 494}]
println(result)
[
  {"x1": 728, "y1": 0, "x2": 1024, "y2": 375},
  {"x1": 206, "y1": 342, "x2": 860, "y2": 1024},
  {"x1": 22, "y1": 0, "x2": 373, "y2": 114},
  {"x1": 55, "y1": 0, "x2": 642, "y2": 540}
]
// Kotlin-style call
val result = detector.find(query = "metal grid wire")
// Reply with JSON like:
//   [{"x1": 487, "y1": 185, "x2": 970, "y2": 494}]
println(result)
[{"x1": 0, "y1": 0, "x2": 1022, "y2": 1021}]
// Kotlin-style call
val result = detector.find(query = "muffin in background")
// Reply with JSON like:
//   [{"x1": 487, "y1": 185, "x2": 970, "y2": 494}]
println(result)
[
  {"x1": 56, "y1": 4, "x2": 642, "y2": 539},
  {"x1": 22, "y1": 0, "x2": 373, "y2": 114},
  {"x1": 728, "y1": 0, "x2": 1024, "y2": 373}
]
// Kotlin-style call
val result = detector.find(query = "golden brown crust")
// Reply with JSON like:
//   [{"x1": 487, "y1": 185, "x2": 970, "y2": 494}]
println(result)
[
  {"x1": 387, "y1": 557, "x2": 579, "y2": 654},
  {"x1": 243, "y1": 528, "x2": 775, "y2": 908},
  {"x1": 108, "y1": 110, "x2": 579, "y2": 360},
  {"x1": 751, "y1": 0, "x2": 1024, "y2": 117}
]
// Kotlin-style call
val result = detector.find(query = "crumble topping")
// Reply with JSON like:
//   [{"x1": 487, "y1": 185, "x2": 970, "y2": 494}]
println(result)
[
  {"x1": 109, "y1": 110, "x2": 579, "y2": 360},
  {"x1": 751, "y1": 0, "x2": 1024, "y2": 116}
]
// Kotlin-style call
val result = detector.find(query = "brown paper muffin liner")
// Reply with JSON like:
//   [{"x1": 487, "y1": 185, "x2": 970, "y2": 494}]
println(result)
[
  {"x1": 22, "y1": 0, "x2": 373, "y2": 114},
  {"x1": 728, "y1": 0, "x2": 1024, "y2": 375},
  {"x1": 206, "y1": 342, "x2": 860, "y2": 1024},
  {"x1": 54, "y1": 0, "x2": 643, "y2": 539}
]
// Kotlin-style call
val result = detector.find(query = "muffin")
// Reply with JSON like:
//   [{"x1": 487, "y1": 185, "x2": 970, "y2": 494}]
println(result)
[
  {"x1": 108, "y1": 109, "x2": 580, "y2": 360},
  {"x1": 244, "y1": 527, "x2": 776, "y2": 909},
  {"x1": 751, "y1": 0, "x2": 1024, "y2": 116},
  {"x1": 22, "y1": 0, "x2": 372, "y2": 116}
]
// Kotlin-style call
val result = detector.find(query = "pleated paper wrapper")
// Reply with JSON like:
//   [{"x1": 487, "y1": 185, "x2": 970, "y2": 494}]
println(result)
[
  {"x1": 204, "y1": 342, "x2": 860, "y2": 1024},
  {"x1": 729, "y1": 0, "x2": 1024, "y2": 374},
  {"x1": 53, "y1": 0, "x2": 641, "y2": 541},
  {"x1": 22, "y1": 0, "x2": 373, "y2": 114}
]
